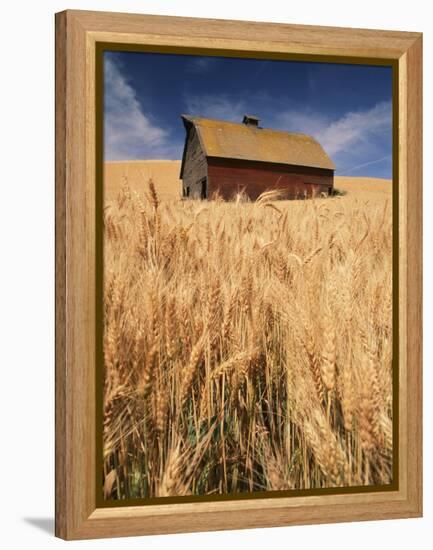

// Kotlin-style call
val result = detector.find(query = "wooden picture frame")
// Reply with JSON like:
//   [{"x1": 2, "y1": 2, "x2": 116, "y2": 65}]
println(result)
[{"x1": 55, "y1": 9, "x2": 422, "y2": 540}]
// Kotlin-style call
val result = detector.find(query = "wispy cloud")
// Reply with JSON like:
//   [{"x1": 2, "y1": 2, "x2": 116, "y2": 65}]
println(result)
[
  {"x1": 104, "y1": 57, "x2": 178, "y2": 160},
  {"x1": 276, "y1": 101, "x2": 391, "y2": 155},
  {"x1": 186, "y1": 57, "x2": 215, "y2": 74},
  {"x1": 274, "y1": 101, "x2": 392, "y2": 174},
  {"x1": 277, "y1": 109, "x2": 329, "y2": 139},
  {"x1": 184, "y1": 93, "x2": 247, "y2": 122},
  {"x1": 316, "y1": 101, "x2": 392, "y2": 157},
  {"x1": 339, "y1": 155, "x2": 392, "y2": 176}
]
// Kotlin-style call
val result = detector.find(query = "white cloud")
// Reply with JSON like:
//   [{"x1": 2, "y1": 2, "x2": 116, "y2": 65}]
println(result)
[
  {"x1": 316, "y1": 101, "x2": 392, "y2": 157},
  {"x1": 184, "y1": 93, "x2": 247, "y2": 122},
  {"x1": 274, "y1": 101, "x2": 392, "y2": 174},
  {"x1": 339, "y1": 154, "x2": 392, "y2": 176},
  {"x1": 277, "y1": 109, "x2": 329, "y2": 139},
  {"x1": 276, "y1": 101, "x2": 391, "y2": 156},
  {"x1": 104, "y1": 57, "x2": 176, "y2": 160},
  {"x1": 186, "y1": 57, "x2": 215, "y2": 74}
]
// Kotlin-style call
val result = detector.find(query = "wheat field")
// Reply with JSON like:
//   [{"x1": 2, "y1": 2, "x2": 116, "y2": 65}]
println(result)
[{"x1": 103, "y1": 175, "x2": 393, "y2": 500}]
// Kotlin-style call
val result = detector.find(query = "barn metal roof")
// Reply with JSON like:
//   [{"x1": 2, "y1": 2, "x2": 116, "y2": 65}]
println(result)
[{"x1": 181, "y1": 115, "x2": 335, "y2": 171}]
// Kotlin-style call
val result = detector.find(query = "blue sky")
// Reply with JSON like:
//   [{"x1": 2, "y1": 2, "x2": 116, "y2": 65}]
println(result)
[{"x1": 104, "y1": 51, "x2": 393, "y2": 178}]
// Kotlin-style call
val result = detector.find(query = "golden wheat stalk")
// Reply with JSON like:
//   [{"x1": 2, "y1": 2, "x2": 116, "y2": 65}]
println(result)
[{"x1": 103, "y1": 179, "x2": 393, "y2": 498}]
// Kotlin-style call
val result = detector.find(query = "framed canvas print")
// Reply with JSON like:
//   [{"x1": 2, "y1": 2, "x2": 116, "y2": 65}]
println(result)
[{"x1": 55, "y1": 10, "x2": 422, "y2": 540}]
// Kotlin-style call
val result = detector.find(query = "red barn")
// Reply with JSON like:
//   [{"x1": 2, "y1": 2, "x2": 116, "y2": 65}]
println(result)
[{"x1": 180, "y1": 114, "x2": 335, "y2": 201}]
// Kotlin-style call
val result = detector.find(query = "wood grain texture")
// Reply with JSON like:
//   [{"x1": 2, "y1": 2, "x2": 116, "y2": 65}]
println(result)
[
  {"x1": 55, "y1": 9, "x2": 423, "y2": 540},
  {"x1": 55, "y1": 10, "x2": 96, "y2": 539},
  {"x1": 72, "y1": 9, "x2": 419, "y2": 59},
  {"x1": 55, "y1": 11, "x2": 67, "y2": 538},
  {"x1": 404, "y1": 35, "x2": 423, "y2": 515}
]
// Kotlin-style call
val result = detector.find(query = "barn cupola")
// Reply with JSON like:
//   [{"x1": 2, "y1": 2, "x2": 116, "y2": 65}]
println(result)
[{"x1": 242, "y1": 115, "x2": 260, "y2": 127}]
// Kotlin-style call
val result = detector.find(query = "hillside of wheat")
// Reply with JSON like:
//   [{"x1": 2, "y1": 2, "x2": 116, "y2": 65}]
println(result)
[{"x1": 103, "y1": 172, "x2": 393, "y2": 500}]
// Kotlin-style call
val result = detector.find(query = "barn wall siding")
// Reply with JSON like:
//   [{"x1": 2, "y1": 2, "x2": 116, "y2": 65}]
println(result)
[
  {"x1": 181, "y1": 126, "x2": 207, "y2": 198},
  {"x1": 207, "y1": 158, "x2": 333, "y2": 200}
]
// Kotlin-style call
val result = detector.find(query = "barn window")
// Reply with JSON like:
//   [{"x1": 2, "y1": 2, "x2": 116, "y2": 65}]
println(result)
[
  {"x1": 200, "y1": 178, "x2": 207, "y2": 199},
  {"x1": 186, "y1": 186, "x2": 190, "y2": 197}
]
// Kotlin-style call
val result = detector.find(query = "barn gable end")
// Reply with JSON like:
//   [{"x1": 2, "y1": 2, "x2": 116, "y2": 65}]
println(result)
[{"x1": 180, "y1": 118, "x2": 208, "y2": 199}]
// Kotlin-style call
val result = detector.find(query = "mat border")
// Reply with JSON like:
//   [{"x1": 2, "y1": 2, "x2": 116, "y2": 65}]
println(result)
[{"x1": 55, "y1": 9, "x2": 422, "y2": 540}]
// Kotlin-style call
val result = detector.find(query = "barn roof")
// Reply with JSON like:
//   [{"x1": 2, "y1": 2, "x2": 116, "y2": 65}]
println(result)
[{"x1": 181, "y1": 115, "x2": 335, "y2": 171}]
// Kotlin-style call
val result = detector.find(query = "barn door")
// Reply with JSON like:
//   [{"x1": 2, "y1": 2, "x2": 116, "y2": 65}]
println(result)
[{"x1": 200, "y1": 178, "x2": 207, "y2": 199}]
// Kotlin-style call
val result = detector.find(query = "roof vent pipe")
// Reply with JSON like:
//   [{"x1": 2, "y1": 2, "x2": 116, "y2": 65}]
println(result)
[{"x1": 242, "y1": 115, "x2": 260, "y2": 127}]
